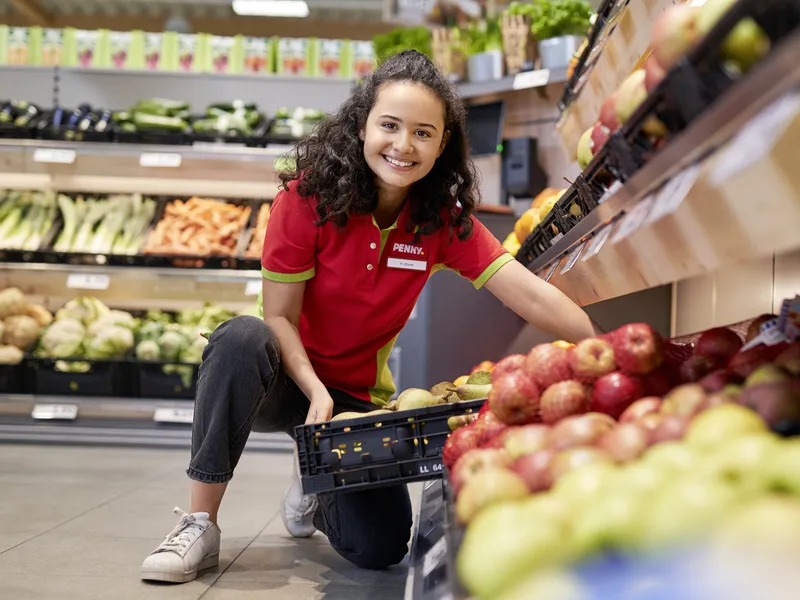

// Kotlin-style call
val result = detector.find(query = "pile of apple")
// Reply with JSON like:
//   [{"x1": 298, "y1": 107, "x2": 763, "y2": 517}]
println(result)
[
  {"x1": 577, "y1": 0, "x2": 771, "y2": 169},
  {"x1": 442, "y1": 323, "x2": 800, "y2": 600}
]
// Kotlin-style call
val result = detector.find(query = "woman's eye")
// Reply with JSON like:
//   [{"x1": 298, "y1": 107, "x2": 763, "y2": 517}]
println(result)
[
  {"x1": 416, "y1": 130, "x2": 431, "y2": 138},
  {"x1": 382, "y1": 122, "x2": 397, "y2": 130}
]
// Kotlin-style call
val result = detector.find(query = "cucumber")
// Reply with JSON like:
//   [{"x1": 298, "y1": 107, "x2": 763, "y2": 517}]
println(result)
[{"x1": 132, "y1": 112, "x2": 187, "y2": 132}]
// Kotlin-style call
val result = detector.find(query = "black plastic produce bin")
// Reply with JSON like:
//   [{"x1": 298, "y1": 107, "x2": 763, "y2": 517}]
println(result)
[
  {"x1": 136, "y1": 361, "x2": 199, "y2": 400},
  {"x1": 24, "y1": 357, "x2": 136, "y2": 398},
  {"x1": 295, "y1": 398, "x2": 485, "y2": 495},
  {"x1": 0, "y1": 363, "x2": 25, "y2": 394}
]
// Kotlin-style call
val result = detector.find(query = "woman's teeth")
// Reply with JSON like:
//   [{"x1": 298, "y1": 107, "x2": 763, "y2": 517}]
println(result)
[{"x1": 383, "y1": 155, "x2": 414, "y2": 168}]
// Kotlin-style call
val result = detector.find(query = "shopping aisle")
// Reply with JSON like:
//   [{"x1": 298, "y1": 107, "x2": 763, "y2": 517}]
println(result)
[{"x1": 0, "y1": 444, "x2": 412, "y2": 599}]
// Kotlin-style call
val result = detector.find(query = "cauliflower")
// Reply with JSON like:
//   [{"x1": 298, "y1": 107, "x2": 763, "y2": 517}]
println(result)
[
  {"x1": 158, "y1": 330, "x2": 188, "y2": 361},
  {"x1": 24, "y1": 304, "x2": 53, "y2": 327},
  {"x1": 38, "y1": 318, "x2": 85, "y2": 357},
  {"x1": 87, "y1": 310, "x2": 136, "y2": 337},
  {"x1": 0, "y1": 287, "x2": 27, "y2": 320},
  {"x1": 0, "y1": 345, "x2": 23, "y2": 365},
  {"x1": 180, "y1": 336, "x2": 208, "y2": 364},
  {"x1": 135, "y1": 340, "x2": 161, "y2": 361},
  {"x1": 137, "y1": 321, "x2": 165, "y2": 343},
  {"x1": 85, "y1": 325, "x2": 134, "y2": 359},
  {"x1": 55, "y1": 296, "x2": 109, "y2": 326},
  {"x1": 3, "y1": 315, "x2": 40, "y2": 350}
]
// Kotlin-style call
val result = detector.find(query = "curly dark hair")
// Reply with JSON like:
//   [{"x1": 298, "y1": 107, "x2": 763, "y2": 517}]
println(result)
[{"x1": 278, "y1": 49, "x2": 479, "y2": 241}]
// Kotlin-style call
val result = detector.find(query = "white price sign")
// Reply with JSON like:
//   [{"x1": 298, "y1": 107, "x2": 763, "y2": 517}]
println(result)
[
  {"x1": 543, "y1": 261, "x2": 559, "y2": 282},
  {"x1": 139, "y1": 152, "x2": 182, "y2": 168},
  {"x1": 561, "y1": 241, "x2": 587, "y2": 274},
  {"x1": 153, "y1": 406, "x2": 195, "y2": 424},
  {"x1": 582, "y1": 223, "x2": 614, "y2": 262},
  {"x1": 244, "y1": 280, "x2": 262, "y2": 296},
  {"x1": 611, "y1": 195, "x2": 656, "y2": 244},
  {"x1": 67, "y1": 273, "x2": 110, "y2": 290},
  {"x1": 645, "y1": 163, "x2": 701, "y2": 226},
  {"x1": 33, "y1": 148, "x2": 76, "y2": 164},
  {"x1": 32, "y1": 404, "x2": 78, "y2": 421},
  {"x1": 422, "y1": 537, "x2": 447, "y2": 577},
  {"x1": 512, "y1": 69, "x2": 550, "y2": 91}
]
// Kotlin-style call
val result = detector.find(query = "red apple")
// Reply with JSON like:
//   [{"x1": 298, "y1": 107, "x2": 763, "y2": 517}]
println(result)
[
  {"x1": 695, "y1": 328, "x2": 743, "y2": 364},
  {"x1": 511, "y1": 448, "x2": 556, "y2": 492},
  {"x1": 612, "y1": 323, "x2": 664, "y2": 375},
  {"x1": 697, "y1": 391, "x2": 736, "y2": 413},
  {"x1": 680, "y1": 355, "x2": 721, "y2": 382},
  {"x1": 639, "y1": 412, "x2": 663, "y2": 434},
  {"x1": 583, "y1": 412, "x2": 618, "y2": 429},
  {"x1": 546, "y1": 446, "x2": 614, "y2": 489},
  {"x1": 598, "y1": 423, "x2": 649, "y2": 463},
  {"x1": 455, "y1": 467, "x2": 529, "y2": 524},
  {"x1": 480, "y1": 426, "x2": 521, "y2": 450},
  {"x1": 662, "y1": 340, "x2": 695, "y2": 368},
  {"x1": 661, "y1": 383, "x2": 708, "y2": 417},
  {"x1": 738, "y1": 380, "x2": 800, "y2": 427},
  {"x1": 488, "y1": 371, "x2": 541, "y2": 425},
  {"x1": 699, "y1": 369, "x2": 744, "y2": 393},
  {"x1": 615, "y1": 70, "x2": 648, "y2": 126},
  {"x1": 539, "y1": 380, "x2": 591, "y2": 425},
  {"x1": 746, "y1": 314, "x2": 777, "y2": 343},
  {"x1": 570, "y1": 338, "x2": 617, "y2": 382},
  {"x1": 649, "y1": 414, "x2": 690, "y2": 445},
  {"x1": 637, "y1": 364, "x2": 675, "y2": 397},
  {"x1": 547, "y1": 413, "x2": 615, "y2": 451},
  {"x1": 591, "y1": 122, "x2": 611, "y2": 153},
  {"x1": 592, "y1": 372, "x2": 644, "y2": 419},
  {"x1": 775, "y1": 343, "x2": 800, "y2": 376},
  {"x1": 599, "y1": 93, "x2": 620, "y2": 131},
  {"x1": 526, "y1": 344, "x2": 572, "y2": 390},
  {"x1": 619, "y1": 397, "x2": 663, "y2": 424},
  {"x1": 644, "y1": 53, "x2": 666, "y2": 92},
  {"x1": 651, "y1": 4, "x2": 699, "y2": 69},
  {"x1": 503, "y1": 423, "x2": 551, "y2": 459},
  {"x1": 728, "y1": 344, "x2": 787, "y2": 379},
  {"x1": 491, "y1": 354, "x2": 527, "y2": 381},
  {"x1": 443, "y1": 425, "x2": 483, "y2": 469},
  {"x1": 451, "y1": 448, "x2": 512, "y2": 495},
  {"x1": 473, "y1": 410, "x2": 508, "y2": 446}
]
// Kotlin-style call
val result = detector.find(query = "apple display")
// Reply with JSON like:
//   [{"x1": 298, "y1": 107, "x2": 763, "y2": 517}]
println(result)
[
  {"x1": 680, "y1": 355, "x2": 721, "y2": 382},
  {"x1": 540, "y1": 380, "x2": 591, "y2": 425},
  {"x1": 443, "y1": 425, "x2": 483, "y2": 469},
  {"x1": 619, "y1": 397, "x2": 662, "y2": 423},
  {"x1": 765, "y1": 439, "x2": 800, "y2": 495},
  {"x1": 696, "y1": 0, "x2": 770, "y2": 71},
  {"x1": 511, "y1": 448, "x2": 557, "y2": 492},
  {"x1": 598, "y1": 422, "x2": 650, "y2": 462},
  {"x1": 637, "y1": 365, "x2": 675, "y2": 397},
  {"x1": 492, "y1": 354, "x2": 528, "y2": 380},
  {"x1": 651, "y1": 5, "x2": 699, "y2": 69},
  {"x1": 649, "y1": 414, "x2": 691, "y2": 445},
  {"x1": 473, "y1": 410, "x2": 509, "y2": 446},
  {"x1": 504, "y1": 424, "x2": 551, "y2": 459},
  {"x1": 640, "y1": 441, "x2": 697, "y2": 473},
  {"x1": 546, "y1": 446, "x2": 614, "y2": 489},
  {"x1": 599, "y1": 93, "x2": 620, "y2": 131},
  {"x1": 700, "y1": 369, "x2": 745, "y2": 393},
  {"x1": 526, "y1": 343, "x2": 572, "y2": 390},
  {"x1": 695, "y1": 327, "x2": 744, "y2": 364},
  {"x1": 661, "y1": 383, "x2": 708, "y2": 417},
  {"x1": 552, "y1": 462, "x2": 618, "y2": 510},
  {"x1": 547, "y1": 413, "x2": 615, "y2": 451},
  {"x1": 684, "y1": 404, "x2": 768, "y2": 453},
  {"x1": 451, "y1": 448, "x2": 512, "y2": 495},
  {"x1": 577, "y1": 126, "x2": 596, "y2": 170},
  {"x1": 738, "y1": 380, "x2": 800, "y2": 427},
  {"x1": 455, "y1": 467, "x2": 530, "y2": 525},
  {"x1": 591, "y1": 122, "x2": 611, "y2": 154},
  {"x1": 744, "y1": 364, "x2": 791, "y2": 387},
  {"x1": 612, "y1": 323, "x2": 664, "y2": 375},
  {"x1": 699, "y1": 432, "x2": 780, "y2": 492},
  {"x1": 489, "y1": 371, "x2": 541, "y2": 425},
  {"x1": 591, "y1": 371, "x2": 644, "y2": 419},
  {"x1": 570, "y1": 338, "x2": 617, "y2": 382}
]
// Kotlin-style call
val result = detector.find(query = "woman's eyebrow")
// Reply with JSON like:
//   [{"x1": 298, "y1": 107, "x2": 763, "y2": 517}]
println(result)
[{"x1": 378, "y1": 114, "x2": 439, "y2": 131}]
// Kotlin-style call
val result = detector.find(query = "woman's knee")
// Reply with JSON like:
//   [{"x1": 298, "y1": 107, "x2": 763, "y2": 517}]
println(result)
[{"x1": 208, "y1": 315, "x2": 279, "y2": 358}]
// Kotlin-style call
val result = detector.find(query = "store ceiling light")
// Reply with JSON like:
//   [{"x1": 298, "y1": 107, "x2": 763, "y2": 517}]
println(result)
[{"x1": 232, "y1": 0, "x2": 310, "y2": 17}]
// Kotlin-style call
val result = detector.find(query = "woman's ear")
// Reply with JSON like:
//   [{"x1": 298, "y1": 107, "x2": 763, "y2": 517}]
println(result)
[
  {"x1": 358, "y1": 128, "x2": 366, "y2": 141},
  {"x1": 438, "y1": 130, "x2": 451, "y2": 156}
]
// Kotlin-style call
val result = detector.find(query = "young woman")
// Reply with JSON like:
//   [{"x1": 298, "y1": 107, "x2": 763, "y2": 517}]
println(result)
[{"x1": 141, "y1": 50, "x2": 599, "y2": 583}]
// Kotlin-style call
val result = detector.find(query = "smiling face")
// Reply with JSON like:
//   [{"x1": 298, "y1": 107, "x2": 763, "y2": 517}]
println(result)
[{"x1": 360, "y1": 81, "x2": 448, "y2": 196}]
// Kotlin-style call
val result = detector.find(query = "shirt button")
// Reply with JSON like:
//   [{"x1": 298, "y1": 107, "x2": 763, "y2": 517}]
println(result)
[
  {"x1": 367, "y1": 264, "x2": 374, "y2": 271},
  {"x1": 370, "y1": 242, "x2": 377, "y2": 250}
]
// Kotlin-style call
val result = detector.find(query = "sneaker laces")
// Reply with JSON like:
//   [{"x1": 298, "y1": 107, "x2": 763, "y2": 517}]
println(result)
[{"x1": 155, "y1": 507, "x2": 208, "y2": 555}]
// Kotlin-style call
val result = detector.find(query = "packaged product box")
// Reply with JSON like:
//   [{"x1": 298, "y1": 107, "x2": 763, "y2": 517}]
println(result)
[
  {"x1": 351, "y1": 40, "x2": 376, "y2": 79},
  {"x1": 317, "y1": 38, "x2": 349, "y2": 78},
  {"x1": 143, "y1": 32, "x2": 164, "y2": 70},
  {"x1": 208, "y1": 35, "x2": 242, "y2": 74},
  {"x1": 277, "y1": 37, "x2": 317, "y2": 76},
  {"x1": 109, "y1": 30, "x2": 135, "y2": 69},
  {"x1": 40, "y1": 28, "x2": 63, "y2": 66},
  {"x1": 65, "y1": 29, "x2": 107, "y2": 68},
  {"x1": 175, "y1": 33, "x2": 205, "y2": 72},
  {"x1": 3, "y1": 27, "x2": 32, "y2": 65},
  {"x1": 242, "y1": 36, "x2": 274, "y2": 74}
]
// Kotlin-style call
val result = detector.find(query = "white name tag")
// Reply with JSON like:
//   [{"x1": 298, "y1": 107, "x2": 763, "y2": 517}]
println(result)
[{"x1": 387, "y1": 257, "x2": 427, "y2": 271}]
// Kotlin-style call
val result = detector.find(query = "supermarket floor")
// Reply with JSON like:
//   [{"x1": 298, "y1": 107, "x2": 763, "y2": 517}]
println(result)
[{"x1": 0, "y1": 443, "x2": 415, "y2": 599}]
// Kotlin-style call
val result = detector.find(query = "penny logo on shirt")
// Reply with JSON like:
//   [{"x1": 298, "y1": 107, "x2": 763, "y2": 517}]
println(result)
[{"x1": 392, "y1": 242, "x2": 425, "y2": 257}]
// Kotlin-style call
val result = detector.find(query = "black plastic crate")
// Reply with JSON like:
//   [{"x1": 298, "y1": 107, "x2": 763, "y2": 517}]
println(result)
[
  {"x1": 190, "y1": 116, "x2": 272, "y2": 147},
  {"x1": 515, "y1": 209, "x2": 565, "y2": 265},
  {"x1": 25, "y1": 356, "x2": 136, "y2": 397},
  {"x1": 115, "y1": 128, "x2": 192, "y2": 146},
  {"x1": 136, "y1": 361, "x2": 199, "y2": 400},
  {"x1": 0, "y1": 363, "x2": 25, "y2": 394},
  {"x1": 296, "y1": 398, "x2": 485, "y2": 494}
]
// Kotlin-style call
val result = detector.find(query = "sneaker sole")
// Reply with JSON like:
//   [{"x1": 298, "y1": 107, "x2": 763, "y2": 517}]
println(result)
[
  {"x1": 281, "y1": 487, "x2": 317, "y2": 539},
  {"x1": 141, "y1": 553, "x2": 219, "y2": 583}
]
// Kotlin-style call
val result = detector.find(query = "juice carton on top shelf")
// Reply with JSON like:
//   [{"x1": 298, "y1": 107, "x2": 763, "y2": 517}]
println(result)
[
  {"x1": 175, "y1": 33, "x2": 206, "y2": 72},
  {"x1": 277, "y1": 37, "x2": 317, "y2": 76},
  {"x1": 317, "y1": 39, "x2": 349, "y2": 78},
  {"x1": 109, "y1": 31, "x2": 135, "y2": 69},
  {"x1": 208, "y1": 35, "x2": 243, "y2": 74},
  {"x1": 351, "y1": 40, "x2": 376, "y2": 80},
  {"x1": 242, "y1": 36, "x2": 274, "y2": 74},
  {"x1": 40, "y1": 28, "x2": 63, "y2": 66},
  {"x1": 61, "y1": 29, "x2": 110, "y2": 68},
  {"x1": 0, "y1": 27, "x2": 32, "y2": 65},
  {"x1": 142, "y1": 32, "x2": 164, "y2": 70}
]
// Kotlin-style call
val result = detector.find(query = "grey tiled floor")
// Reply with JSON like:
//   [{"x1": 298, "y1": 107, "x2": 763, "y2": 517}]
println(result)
[{"x1": 0, "y1": 443, "x2": 415, "y2": 599}]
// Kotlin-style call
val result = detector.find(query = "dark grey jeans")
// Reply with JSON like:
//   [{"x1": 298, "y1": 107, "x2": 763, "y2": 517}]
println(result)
[{"x1": 187, "y1": 315, "x2": 412, "y2": 570}]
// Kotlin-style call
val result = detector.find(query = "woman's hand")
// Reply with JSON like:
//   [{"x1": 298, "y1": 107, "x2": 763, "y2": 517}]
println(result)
[{"x1": 305, "y1": 391, "x2": 334, "y2": 425}]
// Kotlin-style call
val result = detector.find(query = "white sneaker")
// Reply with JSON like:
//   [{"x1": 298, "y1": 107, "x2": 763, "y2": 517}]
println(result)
[
  {"x1": 282, "y1": 446, "x2": 318, "y2": 538},
  {"x1": 141, "y1": 507, "x2": 221, "y2": 583}
]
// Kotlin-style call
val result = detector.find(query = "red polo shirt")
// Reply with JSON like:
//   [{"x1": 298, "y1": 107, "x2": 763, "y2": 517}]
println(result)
[{"x1": 260, "y1": 181, "x2": 513, "y2": 405}]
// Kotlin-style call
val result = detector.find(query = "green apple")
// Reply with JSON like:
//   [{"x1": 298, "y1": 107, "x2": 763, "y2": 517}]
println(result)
[
  {"x1": 684, "y1": 404, "x2": 767, "y2": 453},
  {"x1": 714, "y1": 495, "x2": 800, "y2": 554},
  {"x1": 456, "y1": 467, "x2": 530, "y2": 525},
  {"x1": 517, "y1": 492, "x2": 571, "y2": 526},
  {"x1": 612, "y1": 462, "x2": 672, "y2": 496},
  {"x1": 765, "y1": 438, "x2": 800, "y2": 495},
  {"x1": 572, "y1": 487, "x2": 648, "y2": 557},
  {"x1": 639, "y1": 441, "x2": 698, "y2": 473},
  {"x1": 698, "y1": 432, "x2": 781, "y2": 494},
  {"x1": 552, "y1": 462, "x2": 618, "y2": 511},
  {"x1": 457, "y1": 501, "x2": 569, "y2": 600},
  {"x1": 745, "y1": 364, "x2": 791, "y2": 388},
  {"x1": 695, "y1": 0, "x2": 770, "y2": 71},
  {"x1": 496, "y1": 569, "x2": 589, "y2": 600}
]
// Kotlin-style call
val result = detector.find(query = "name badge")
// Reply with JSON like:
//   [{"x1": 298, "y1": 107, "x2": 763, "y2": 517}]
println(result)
[{"x1": 387, "y1": 257, "x2": 427, "y2": 271}]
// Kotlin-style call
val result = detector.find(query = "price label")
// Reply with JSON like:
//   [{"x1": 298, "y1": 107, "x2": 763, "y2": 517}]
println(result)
[
  {"x1": 244, "y1": 280, "x2": 261, "y2": 296},
  {"x1": 582, "y1": 223, "x2": 614, "y2": 261},
  {"x1": 422, "y1": 536, "x2": 447, "y2": 577},
  {"x1": 67, "y1": 273, "x2": 110, "y2": 290},
  {"x1": 512, "y1": 68, "x2": 550, "y2": 91},
  {"x1": 561, "y1": 241, "x2": 587, "y2": 274},
  {"x1": 139, "y1": 152, "x2": 182, "y2": 168},
  {"x1": 543, "y1": 261, "x2": 559, "y2": 282},
  {"x1": 32, "y1": 404, "x2": 78, "y2": 421},
  {"x1": 153, "y1": 406, "x2": 195, "y2": 424},
  {"x1": 645, "y1": 163, "x2": 701, "y2": 226},
  {"x1": 550, "y1": 232, "x2": 564, "y2": 246},
  {"x1": 33, "y1": 148, "x2": 76, "y2": 164},
  {"x1": 598, "y1": 180, "x2": 623, "y2": 204},
  {"x1": 611, "y1": 195, "x2": 656, "y2": 244}
]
